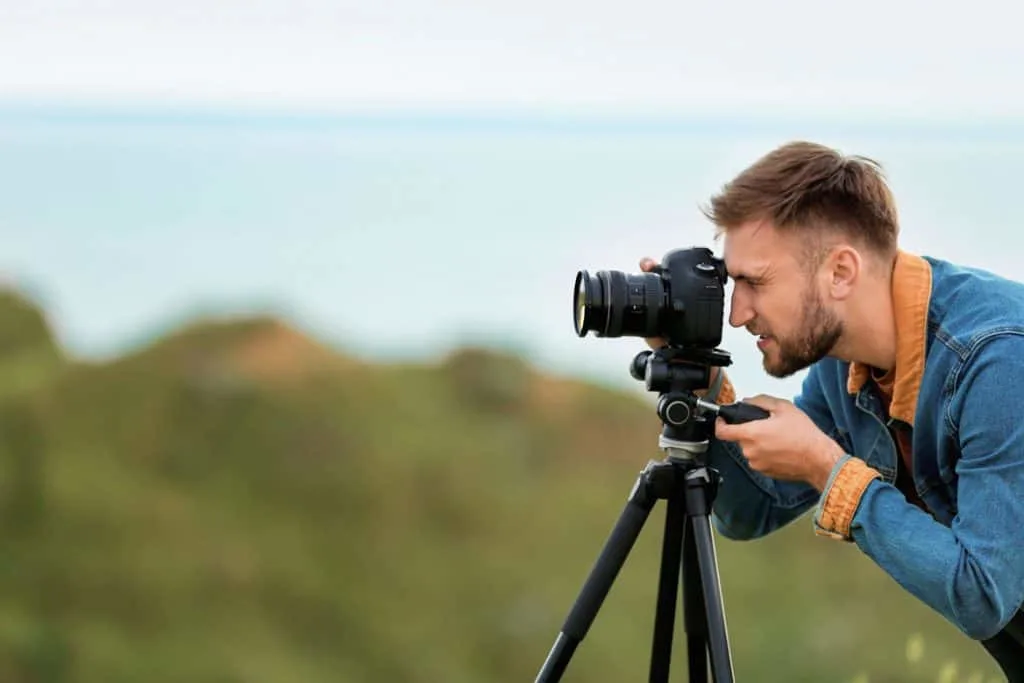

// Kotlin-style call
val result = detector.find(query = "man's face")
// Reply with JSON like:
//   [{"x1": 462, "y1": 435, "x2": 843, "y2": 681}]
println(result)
[{"x1": 722, "y1": 220, "x2": 843, "y2": 378}]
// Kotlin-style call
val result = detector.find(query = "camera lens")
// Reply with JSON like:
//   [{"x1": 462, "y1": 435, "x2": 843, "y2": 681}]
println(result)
[
  {"x1": 573, "y1": 270, "x2": 603, "y2": 336},
  {"x1": 572, "y1": 269, "x2": 664, "y2": 338}
]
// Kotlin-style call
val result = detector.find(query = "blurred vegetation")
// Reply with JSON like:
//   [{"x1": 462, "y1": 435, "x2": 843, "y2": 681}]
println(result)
[{"x1": 0, "y1": 286, "x2": 1007, "y2": 682}]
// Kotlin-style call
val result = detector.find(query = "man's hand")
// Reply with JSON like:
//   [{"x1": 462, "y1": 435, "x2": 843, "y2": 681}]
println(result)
[{"x1": 713, "y1": 395, "x2": 845, "y2": 491}]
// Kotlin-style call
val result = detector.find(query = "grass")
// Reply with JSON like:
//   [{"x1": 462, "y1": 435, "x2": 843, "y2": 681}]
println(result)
[{"x1": 0, "y1": 288, "x2": 1007, "y2": 681}]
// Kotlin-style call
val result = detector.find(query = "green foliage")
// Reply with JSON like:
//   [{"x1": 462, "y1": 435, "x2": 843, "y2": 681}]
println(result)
[
  {"x1": 0, "y1": 289, "x2": 60, "y2": 359},
  {"x1": 0, "y1": 294, "x2": 1007, "y2": 682}
]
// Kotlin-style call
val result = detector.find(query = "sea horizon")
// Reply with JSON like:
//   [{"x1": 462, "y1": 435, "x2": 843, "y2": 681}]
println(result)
[{"x1": 3, "y1": 99, "x2": 1022, "y2": 398}]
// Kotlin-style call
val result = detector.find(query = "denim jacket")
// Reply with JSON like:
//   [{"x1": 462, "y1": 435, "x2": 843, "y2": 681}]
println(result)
[{"x1": 706, "y1": 251, "x2": 1024, "y2": 641}]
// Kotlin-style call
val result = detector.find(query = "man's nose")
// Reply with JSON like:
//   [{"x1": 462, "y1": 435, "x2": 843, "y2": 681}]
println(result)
[{"x1": 728, "y1": 290, "x2": 754, "y2": 329}]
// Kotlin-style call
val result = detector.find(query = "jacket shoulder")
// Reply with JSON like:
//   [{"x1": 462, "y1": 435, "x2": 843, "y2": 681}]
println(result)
[{"x1": 925, "y1": 256, "x2": 1024, "y2": 355}]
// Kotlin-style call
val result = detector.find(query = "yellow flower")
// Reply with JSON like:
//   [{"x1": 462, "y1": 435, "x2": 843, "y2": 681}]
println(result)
[
  {"x1": 936, "y1": 660, "x2": 958, "y2": 683},
  {"x1": 905, "y1": 632, "x2": 924, "y2": 664}
]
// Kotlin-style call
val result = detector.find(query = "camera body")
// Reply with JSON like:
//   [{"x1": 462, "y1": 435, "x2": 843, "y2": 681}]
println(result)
[{"x1": 573, "y1": 246, "x2": 727, "y2": 349}]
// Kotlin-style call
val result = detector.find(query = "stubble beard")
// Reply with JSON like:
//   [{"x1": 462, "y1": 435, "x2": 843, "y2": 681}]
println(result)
[{"x1": 763, "y1": 287, "x2": 843, "y2": 379}]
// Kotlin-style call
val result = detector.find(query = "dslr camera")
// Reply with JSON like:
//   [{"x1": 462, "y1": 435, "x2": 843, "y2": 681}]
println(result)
[{"x1": 573, "y1": 246, "x2": 728, "y2": 350}]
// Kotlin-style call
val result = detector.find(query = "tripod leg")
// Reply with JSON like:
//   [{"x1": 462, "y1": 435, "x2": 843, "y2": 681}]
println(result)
[
  {"x1": 535, "y1": 462, "x2": 668, "y2": 683},
  {"x1": 649, "y1": 486, "x2": 686, "y2": 683},
  {"x1": 682, "y1": 516, "x2": 709, "y2": 683},
  {"x1": 685, "y1": 468, "x2": 735, "y2": 683}
]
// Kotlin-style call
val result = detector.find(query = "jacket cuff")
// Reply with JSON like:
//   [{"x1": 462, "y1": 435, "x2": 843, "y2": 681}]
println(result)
[
  {"x1": 700, "y1": 371, "x2": 734, "y2": 404},
  {"x1": 813, "y1": 455, "x2": 881, "y2": 541},
  {"x1": 717, "y1": 375, "x2": 735, "y2": 404}
]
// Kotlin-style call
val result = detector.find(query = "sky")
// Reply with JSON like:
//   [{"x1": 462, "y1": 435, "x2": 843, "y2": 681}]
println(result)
[
  {"x1": 2, "y1": 0, "x2": 1024, "y2": 400},
  {"x1": 1, "y1": 0, "x2": 1023, "y2": 118}
]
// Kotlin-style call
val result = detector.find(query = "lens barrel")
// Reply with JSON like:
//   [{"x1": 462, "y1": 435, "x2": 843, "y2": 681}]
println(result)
[{"x1": 573, "y1": 269, "x2": 663, "y2": 338}]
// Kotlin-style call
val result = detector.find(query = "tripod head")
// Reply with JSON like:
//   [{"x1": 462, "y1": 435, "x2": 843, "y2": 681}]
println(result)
[{"x1": 631, "y1": 346, "x2": 732, "y2": 458}]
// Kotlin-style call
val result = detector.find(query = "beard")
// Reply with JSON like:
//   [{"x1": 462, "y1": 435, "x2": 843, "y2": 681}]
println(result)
[{"x1": 761, "y1": 287, "x2": 843, "y2": 378}]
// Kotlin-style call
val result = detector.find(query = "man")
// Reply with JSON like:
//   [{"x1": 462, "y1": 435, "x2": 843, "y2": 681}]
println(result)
[{"x1": 641, "y1": 141, "x2": 1024, "y2": 679}]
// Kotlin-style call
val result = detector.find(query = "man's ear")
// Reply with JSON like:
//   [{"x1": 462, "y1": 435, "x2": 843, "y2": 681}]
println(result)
[{"x1": 825, "y1": 245, "x2": 861, "y2": 300}]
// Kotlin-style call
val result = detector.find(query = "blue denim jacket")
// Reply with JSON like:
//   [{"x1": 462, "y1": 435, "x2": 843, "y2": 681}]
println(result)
[{"x1": 706, "y1": 252, "x2": 1024, "y2": 641}]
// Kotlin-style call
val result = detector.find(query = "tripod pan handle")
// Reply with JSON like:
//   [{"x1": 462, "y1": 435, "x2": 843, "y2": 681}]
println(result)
[{"x1": 717, "y1": 401, "x2": 770, "y2": 424}]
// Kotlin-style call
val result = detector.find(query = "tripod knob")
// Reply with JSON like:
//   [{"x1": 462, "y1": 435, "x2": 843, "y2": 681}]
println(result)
[
  {"x1": 658, "y1": 394, "x2": 691, "y2": 426},
  {"x1": 630, "y1": 350, "x2": 653, "y2": 381}
]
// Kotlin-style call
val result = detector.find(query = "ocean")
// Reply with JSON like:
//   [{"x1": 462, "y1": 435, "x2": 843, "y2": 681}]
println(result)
[{"x1": 3, "y1": 104, "x2": 1024, "y2": 400}]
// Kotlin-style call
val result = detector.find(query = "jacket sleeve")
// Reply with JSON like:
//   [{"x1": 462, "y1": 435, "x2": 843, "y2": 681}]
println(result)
[
  {"x1": 843, "y1": 334, "x2": 1024, "y2": 640},
  {"x1": 707, "y1": 365, "x2": 832, "y2": 540}
]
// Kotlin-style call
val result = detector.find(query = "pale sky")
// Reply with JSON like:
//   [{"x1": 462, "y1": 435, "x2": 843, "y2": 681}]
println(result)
[{"x1": 1, "y1": 0, "x2": 1022, "y2": 116}]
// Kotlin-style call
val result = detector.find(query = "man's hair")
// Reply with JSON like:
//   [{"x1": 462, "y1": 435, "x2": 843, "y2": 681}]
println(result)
[{"x1": 701, "y1": 141, "x2": 900, "y2": 263}]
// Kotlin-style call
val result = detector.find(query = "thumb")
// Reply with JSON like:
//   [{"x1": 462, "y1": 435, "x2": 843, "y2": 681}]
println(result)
[
  {"x1": 714, "y1": 417, "x2": 738, "y2": 441},
  {"x1": 639, "y1": 257, "x2": 657, "y2": 272}
]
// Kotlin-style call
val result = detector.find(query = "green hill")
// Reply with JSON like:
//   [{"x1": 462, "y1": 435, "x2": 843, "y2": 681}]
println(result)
[{"x1": 0, "y1": 289, "x2": 1004, "y2": 682}]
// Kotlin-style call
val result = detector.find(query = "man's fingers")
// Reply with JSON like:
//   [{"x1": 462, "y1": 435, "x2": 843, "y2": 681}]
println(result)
[
  {"x1": 715, "y1": 417, "x2": 745, "y2": 442},
  {"x1": 639, "y1": 257, "x2": 657, "y2": 272}
]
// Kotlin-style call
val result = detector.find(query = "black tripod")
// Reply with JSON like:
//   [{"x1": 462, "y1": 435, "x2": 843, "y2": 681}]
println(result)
[{"x1": 535, "y1": 347, "x2": 766, "y2": 683}]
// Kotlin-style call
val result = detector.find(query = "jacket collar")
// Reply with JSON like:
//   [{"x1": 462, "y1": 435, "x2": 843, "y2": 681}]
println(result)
[{"x1": 846, "y1": 250, "x2": 932, "y2": 426}]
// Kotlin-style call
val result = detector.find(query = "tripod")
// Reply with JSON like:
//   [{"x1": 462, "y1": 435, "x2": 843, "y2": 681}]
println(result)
[{"x1": 535, "y1": 346, "x2": 752, "y2": 683}]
